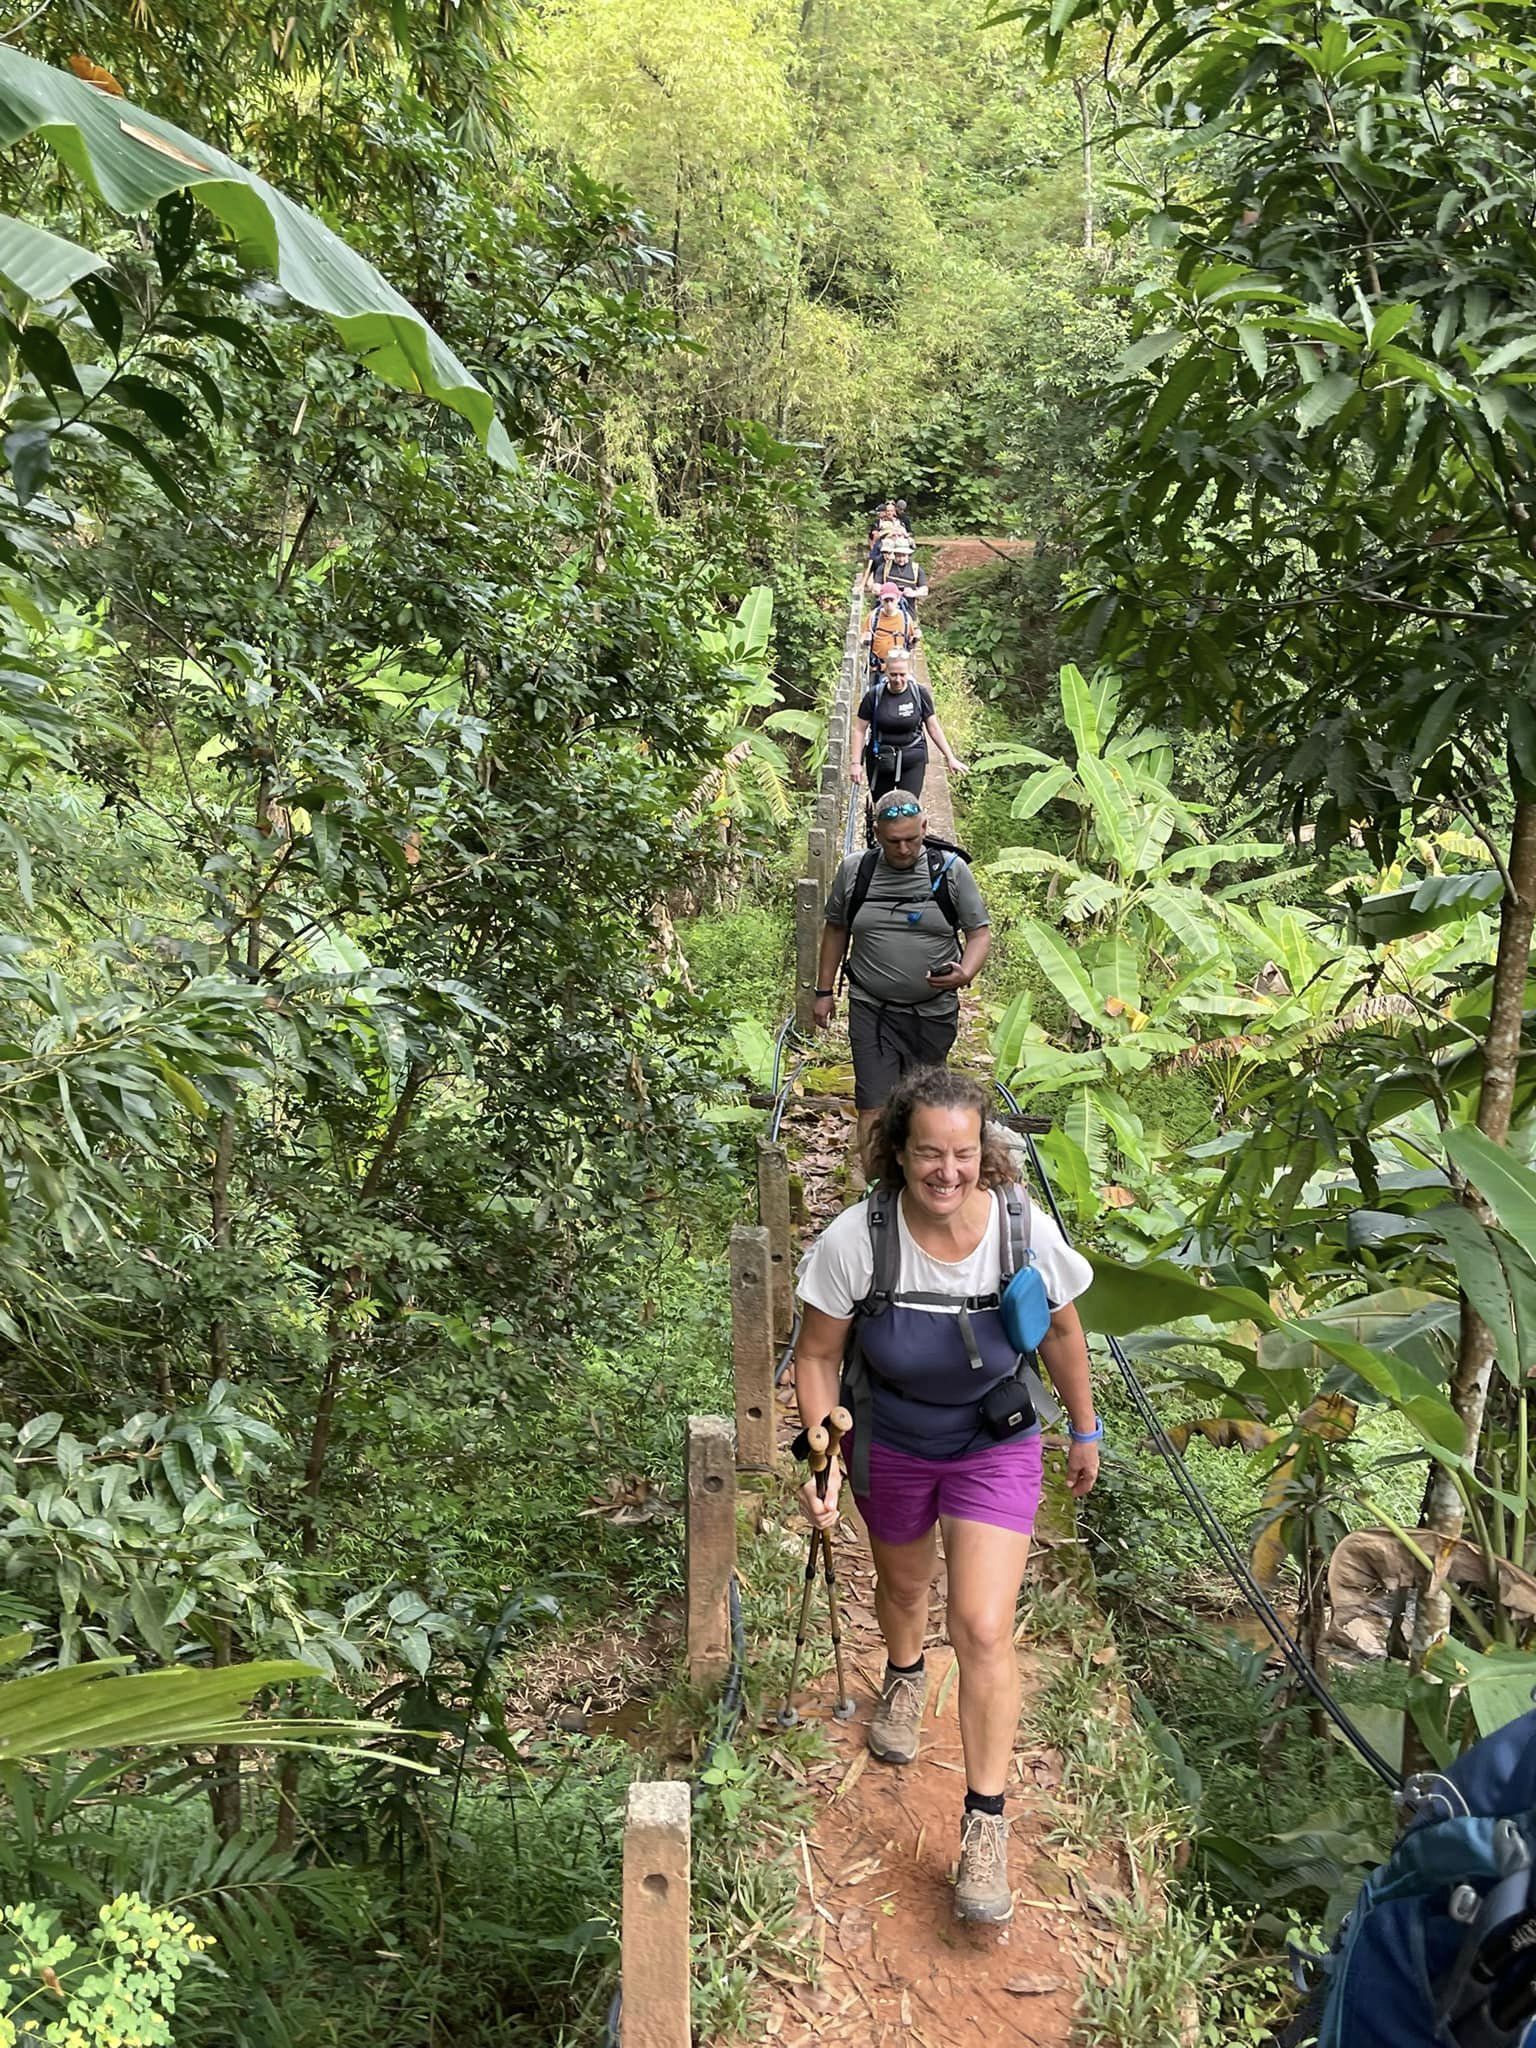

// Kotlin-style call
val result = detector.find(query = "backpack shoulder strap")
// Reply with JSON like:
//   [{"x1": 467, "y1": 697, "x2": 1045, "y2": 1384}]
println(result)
[
  {"x1": 838, "y1": 848, "x2": 882, "y2": 993},
  {"x1": 996, "y1": 1182, "x2": 1033, "y2": 1280},
  {"x1": 926, "y1": 845, "x2": 962, "y2": 931},
  {"x1": 862, "y1": 1184, "x2": 900, "y2": 1310},
  {"x1": 846, "y1": 848, "x2": 880, "y2": 927}
]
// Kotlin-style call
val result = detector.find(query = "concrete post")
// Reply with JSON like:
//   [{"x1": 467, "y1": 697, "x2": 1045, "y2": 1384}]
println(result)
[
  {"x1": 730, "y1": 1224, "x2": 776, "y2": 1470},
  {"x1": 757, "y1": 1137, "x2": 793, "y2": 1342},
  {"x1": 622, "y1": 1780, "x2": 691, "y2": 2048},
  {"x1": 815, "y1": 793, "x2": 840, "y2": 890},
  {"x1": 806, "y1": 826, "x2": 827, "y2": 898},
  {"x1": 686, "y1": 1416, "x2": 735, "y2": 1687},
  {"x1": 794, "y1": 876, "x2": 821, "y2": 1035}
]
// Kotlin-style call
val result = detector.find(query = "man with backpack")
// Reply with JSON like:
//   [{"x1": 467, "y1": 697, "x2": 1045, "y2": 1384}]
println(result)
[{"x1": 811, "y1": 792, "x2": 991, "y2": 1151}]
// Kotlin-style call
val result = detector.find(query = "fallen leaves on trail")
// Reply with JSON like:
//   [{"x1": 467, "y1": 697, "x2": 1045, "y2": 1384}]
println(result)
[
  {"x1": 1006, "y1": 1975, "x2": 1067, "y2": 1996},
  {"x1": 578, "y1": 1474, "x2": 676, "y2": 1524},
  {"x1": 833, "y1": 1749, "x2": 869, "y2": 1802}
]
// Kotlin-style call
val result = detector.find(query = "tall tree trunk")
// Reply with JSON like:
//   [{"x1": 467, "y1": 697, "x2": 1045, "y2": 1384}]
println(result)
[
  {"x1": 208, "y1": 1110, "x2": 237, "y2": 1379},
  {"x1": 207, "y1": 1620, "x2": 242, "y2": 1839},
  {"x1": 208, "y1": 774, "x2": 273, "y2": 1382},
  {"x1": 1075, "y1": 77, "x2": 1095, "y2": 254},
  {"x1": 1411, "y1": 795, "x2": 1536, "y2": 1671},
  {"x1": 298, "y1": 1062, "x2": 430, "y2": 1557}
]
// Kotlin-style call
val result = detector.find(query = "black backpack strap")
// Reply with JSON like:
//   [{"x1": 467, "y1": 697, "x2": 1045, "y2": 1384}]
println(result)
[
  {"x1": 926, "y1": 845, "x2": 962, "y2": 932},
  {"x1": 837, "y1": 848, "x2": 881, "y2": 993},
  {"x1": 840, "y1": 1188, "x2": 900, "y2": 1494}
]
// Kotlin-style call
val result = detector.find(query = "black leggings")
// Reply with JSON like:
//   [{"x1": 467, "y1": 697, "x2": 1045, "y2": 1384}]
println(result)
[{"x1": 868, "y1": 747, "x2": 927, "y2": 805}]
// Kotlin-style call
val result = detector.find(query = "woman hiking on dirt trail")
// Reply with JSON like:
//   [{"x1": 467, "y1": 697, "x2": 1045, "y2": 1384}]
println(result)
[{"x1": 788, "y1": 1067, "x2": 1102, "y2": 1926}]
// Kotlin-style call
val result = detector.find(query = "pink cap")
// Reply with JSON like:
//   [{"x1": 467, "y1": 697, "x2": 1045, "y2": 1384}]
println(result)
[{"x1": 879, "y1": 582, "x2": 901, "y2": 598}]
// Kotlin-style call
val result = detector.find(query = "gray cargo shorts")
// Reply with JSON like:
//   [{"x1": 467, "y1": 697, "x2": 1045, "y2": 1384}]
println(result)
[{"x1": 847, "y1": 1000, "x2": 958, "y2": 1110}]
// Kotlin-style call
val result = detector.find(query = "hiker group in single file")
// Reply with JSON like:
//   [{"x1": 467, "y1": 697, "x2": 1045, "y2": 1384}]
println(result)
[{"x1": 788, "y1": 499, "x2": 1103, "y2": 1928}]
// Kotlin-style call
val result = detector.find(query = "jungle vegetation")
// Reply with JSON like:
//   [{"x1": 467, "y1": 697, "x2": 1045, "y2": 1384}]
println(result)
[{"x1": 3, "y1": 0, "x2": 1536, "y2": 2041}]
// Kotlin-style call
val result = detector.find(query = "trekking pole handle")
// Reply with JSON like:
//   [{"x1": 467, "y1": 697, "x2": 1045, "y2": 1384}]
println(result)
[
  {"x1": 805, "y1": 1425, "x2": 830, "y2": 1484},
  {"x1": 818, "y1": 1409, "x2": 852, "y2": 1500}
]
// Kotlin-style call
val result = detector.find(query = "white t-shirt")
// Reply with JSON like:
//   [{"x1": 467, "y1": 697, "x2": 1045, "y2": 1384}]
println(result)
[{"x1": 796, "y1": 1188, "x2": 1092, "y2": 1322}]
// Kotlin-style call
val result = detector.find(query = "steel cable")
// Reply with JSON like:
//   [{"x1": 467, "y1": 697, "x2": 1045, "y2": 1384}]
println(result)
[{"x1": 993, "y1": 1081, "x2": 1402, "y2": 1791}]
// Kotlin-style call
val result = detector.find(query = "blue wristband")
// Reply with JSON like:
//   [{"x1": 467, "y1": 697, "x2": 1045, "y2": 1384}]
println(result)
[{"x1": 1069, "y1": 1419, "x2": 1104, "y2": 1444}]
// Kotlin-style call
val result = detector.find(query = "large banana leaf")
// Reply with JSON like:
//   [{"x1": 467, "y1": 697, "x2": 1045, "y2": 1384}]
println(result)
[
  {"x1": 1082, "y1": 933, "x2": 1140, "y2": 1012},
  {"x1": 1156, "y1": 841, "x2": 1284, "y2": 880},
  {"x1": 1064, "y1": 1087, "x2": 1108, "y2": 1186},
  {"x1": 0, "y1": 210, "x2": 105, "y2": 297},
  {"x1": 1353, "y1": 869, "x2": 1503, "y2": 943},
  {"x1": 0, "y1": 47, "x2": 510, "y2": 462},
  {"x1": 1432, "y1": 1199, "x2": 1536, "y2": 1384},
  {"x1": 983, "y1": 845, "x2": 1084, "y2": 880},
  {"x1": 1058, "y1": 662, "x2": 1119, "y2": 760},
  {"x1": 1075, "y1": 750, "x2": 1136, "y2": 870},
  {"x1": 1008, "y1": 762, "x2": 1077, "y2": 820},
  {"x1": 1012, "y1": 916, "x2": 1100, "y2": 1022},
  {"x1": 1120, "y1": 797, "x2": 1178, "y2": 880},
  {"x1": 1444, "y1": 1126, "x2": 1536, "y2": 1265},
  {"x1": 0, "y1": 1658, "x2": 412, "y2": 1762},
  {"x1": 1143, "y1": 884, "x2": 1226, "y2": 964},
  {"x1": 1079, "y1": 1252, "x2": 1278, "y2": 1335}
]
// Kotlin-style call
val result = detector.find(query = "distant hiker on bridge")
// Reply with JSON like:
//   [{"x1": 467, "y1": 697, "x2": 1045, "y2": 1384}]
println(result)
[
  {"x1": 790, "y1": 1065, "x2": 1101, "y2": 1925},
  {"x1": 866, "y1": 504, "x2": 905, "y2": 583},
  {"x1": 852, "y1": 646, "x2": 965, "y2": 812},
  {"x1": 865, "y1": 531, "x2": 928, "y2": 606},
  {"x1": 861, "y1": 583, "x2": 921, "y2": 679},
  {"x1": 812, "y1": 792, "x2": 989, "y2": 1153}
]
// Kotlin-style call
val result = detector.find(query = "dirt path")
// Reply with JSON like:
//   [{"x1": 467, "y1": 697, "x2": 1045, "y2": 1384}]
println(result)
[{"x1": 919, "y1": 535, "x2": 1034, "y2": 586}]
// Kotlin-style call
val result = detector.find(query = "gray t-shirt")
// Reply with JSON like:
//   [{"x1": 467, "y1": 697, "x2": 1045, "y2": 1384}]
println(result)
[{"x1": 825, "y1": 848, "x2": 989, "y2": 1018}]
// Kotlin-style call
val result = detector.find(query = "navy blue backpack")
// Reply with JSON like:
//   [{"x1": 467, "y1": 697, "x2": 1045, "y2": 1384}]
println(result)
[{"x1": 1284, "y1": 1710, "x2": 1536, "y2": 2046}]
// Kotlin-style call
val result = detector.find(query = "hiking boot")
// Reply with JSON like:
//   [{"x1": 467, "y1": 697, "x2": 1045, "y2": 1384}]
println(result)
[
  {"x1": 866, "y1": 1663, "x2": 927, "y2": 1765},
  {"x1": 954, "y1": 1810, "x2": 1013, "y2": 1924}
]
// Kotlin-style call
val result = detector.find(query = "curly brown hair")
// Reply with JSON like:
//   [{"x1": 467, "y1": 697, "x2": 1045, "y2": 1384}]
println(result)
[{"x1": 865, "y1": 1067, "x2": 1017, "y2": 1191}]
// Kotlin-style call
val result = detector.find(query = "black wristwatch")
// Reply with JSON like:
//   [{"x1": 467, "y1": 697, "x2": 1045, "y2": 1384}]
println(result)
[{"x1": 814, "y1": 987, "x2": 836, "y2": 997}]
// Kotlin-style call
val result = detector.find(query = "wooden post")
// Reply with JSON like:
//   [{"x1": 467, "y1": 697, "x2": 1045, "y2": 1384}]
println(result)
[
  {"x1": 731, "y1": 1224, "x2": 776, "y2": 1470},
  {"x1": 686, "y1": 1416, "x2": 736, "y2": 1686},
  {"x1": 622, "y1": 1780, "x2": 691, "y2": 2048},
  {"x1": 795, "y1": 876, "x2": 821, "y2": 1034},
  {"x1": 757, "y1": 1136, "x2": 793, "y2": 1343}
]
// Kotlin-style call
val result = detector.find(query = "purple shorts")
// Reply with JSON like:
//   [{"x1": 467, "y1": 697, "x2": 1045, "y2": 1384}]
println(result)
[{"x1": 854, "y1": 1432, "x2": 1044, "y2": 1547}]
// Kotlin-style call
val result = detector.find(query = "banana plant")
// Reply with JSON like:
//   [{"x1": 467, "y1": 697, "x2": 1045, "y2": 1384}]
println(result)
[
  {"x1": 678, "y1": 586, "x2": 798, "y2": 836},
  {"x1": 0, "y1": 46, "x2": 510, "y2": 468},
  {"x1": 976, "y1": 664, "x2": 1288, "y2": 1001}
]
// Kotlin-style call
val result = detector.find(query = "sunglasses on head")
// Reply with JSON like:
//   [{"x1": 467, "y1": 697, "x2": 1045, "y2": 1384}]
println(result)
[{"x1": 876, "y1": 801, "x2": 921, "y2": 821}]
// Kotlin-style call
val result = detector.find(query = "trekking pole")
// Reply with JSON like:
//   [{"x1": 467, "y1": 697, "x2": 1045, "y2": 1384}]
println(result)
[
  {"x1": 776, "y1": 1425, "x2": 831, "y2": 1729},
  {"x1": 821, "y1": 1407, "x2": 857, "y2": 1721}
]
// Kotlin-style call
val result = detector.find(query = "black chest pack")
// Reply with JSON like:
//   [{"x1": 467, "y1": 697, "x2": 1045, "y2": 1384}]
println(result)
[
  {"x1": 838, "y1": 839, "x2": 968, "y2": 1001},
  {"x1": 836, "y1": 1183, "x2": 1058, "y2": 1494}
]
